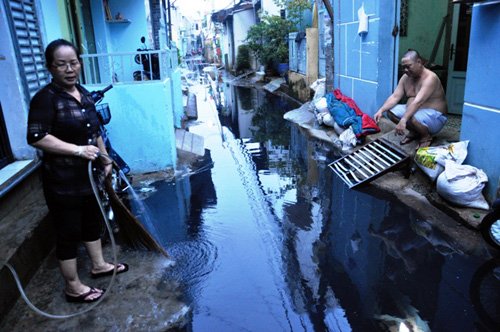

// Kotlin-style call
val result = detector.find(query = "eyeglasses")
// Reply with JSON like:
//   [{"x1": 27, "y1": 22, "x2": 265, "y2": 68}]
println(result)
[{"x1": 52, "y1": 61, "x2": 81, "y2": 71}]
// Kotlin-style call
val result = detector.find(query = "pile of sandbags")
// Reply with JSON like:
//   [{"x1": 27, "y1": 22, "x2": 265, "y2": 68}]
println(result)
[{"x1": 415, "y1": 140, "x2": 489, "y2": 210}]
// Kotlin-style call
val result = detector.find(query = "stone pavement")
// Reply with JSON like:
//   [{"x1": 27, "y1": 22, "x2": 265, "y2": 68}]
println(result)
[{"x1": 1, "y1": 240, "x2": 189, "y2": 331}]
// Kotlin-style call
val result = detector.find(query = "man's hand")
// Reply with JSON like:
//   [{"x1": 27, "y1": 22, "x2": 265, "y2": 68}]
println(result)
[
  {"x1": 395, "y1": 118, "x2": 407, "y2": 135},
  {"x1": 374, "y1": 109, "x2": 384, "y2": 122}
]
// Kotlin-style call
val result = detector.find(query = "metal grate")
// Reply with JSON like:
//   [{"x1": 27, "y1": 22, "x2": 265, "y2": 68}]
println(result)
[{"x1": 328, "y1": 138, "x2": 409, "y2": 188}]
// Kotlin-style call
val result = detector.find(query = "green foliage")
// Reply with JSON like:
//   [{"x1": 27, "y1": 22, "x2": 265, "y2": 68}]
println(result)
[
  {"x1": 245, "y1": 15, "x2": 291, "y2": 68},
  {"x1": 274, "y1": 0, "x2": 312, "y2": 31},
  {"x1": 236, "y1": 44, "x2": 251, "y2": 71},
  {"x1": 177, "y1": 48, "x2": 182, "y2": 65}
]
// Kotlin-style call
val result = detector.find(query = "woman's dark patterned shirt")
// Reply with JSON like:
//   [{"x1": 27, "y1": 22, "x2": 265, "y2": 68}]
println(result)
[{"x1": 27, "y1": 82, "x2": 102, "y2": 195}]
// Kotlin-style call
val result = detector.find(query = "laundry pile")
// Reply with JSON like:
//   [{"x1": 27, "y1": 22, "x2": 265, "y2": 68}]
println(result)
[{"x1": 324, "y1": 89, "x2": 380, "y2": 139}]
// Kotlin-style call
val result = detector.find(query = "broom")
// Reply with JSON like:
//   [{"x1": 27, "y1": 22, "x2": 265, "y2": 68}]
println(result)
[{"x1": 103, "y1": 163, "x2": 169, "y2": 258}]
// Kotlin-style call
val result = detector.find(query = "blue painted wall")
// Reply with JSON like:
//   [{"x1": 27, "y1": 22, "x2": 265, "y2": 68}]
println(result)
[
  {"x1": 460, "y1": 3, "x2": 500, "y2": 201},
  {"x1": 332, "y1": 0, "x2": 397, "y2": 117},
  {"x1": 85, "y1": 81, "x2": 177, "y2": 173},
  {"x1": 171, "y1": 68, "x2": 184, "y2": 128}
]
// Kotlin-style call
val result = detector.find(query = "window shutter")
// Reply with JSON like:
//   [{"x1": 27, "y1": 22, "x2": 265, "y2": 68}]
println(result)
[{"x1": 6, "y1": 0, "x2": 48, "y2": 99}]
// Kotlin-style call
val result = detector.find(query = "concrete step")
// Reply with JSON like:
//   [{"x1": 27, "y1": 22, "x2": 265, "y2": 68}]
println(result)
[
  {"x1": 184, "y1": 92, "x2": 198, "y2": 120},
  {"x1": 0, "y1": 169, "x2": 54, "y2": 321},
  {"x1": 175, "y1": 128, "x2": 205, "y2": 157}
]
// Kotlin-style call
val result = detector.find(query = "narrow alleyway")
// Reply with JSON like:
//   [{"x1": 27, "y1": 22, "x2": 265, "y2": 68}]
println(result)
[{"x1": 1, "y1": 80, "x2": 498, "y2": 331}]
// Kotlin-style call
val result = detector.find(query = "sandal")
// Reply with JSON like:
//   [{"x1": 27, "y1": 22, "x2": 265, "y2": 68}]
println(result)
[
  {"x1": 65, "y1": 287, "x2": 105, "y2": 303},
  {"x1": 417, "y1": 137, "x2": 433, "y2": 149},
  {"x1": 91, "y1": 263, "x2": 129, "y2": 279},
  {"x1": 400, "y1": 134, "x2": 418, "y2": 145}
]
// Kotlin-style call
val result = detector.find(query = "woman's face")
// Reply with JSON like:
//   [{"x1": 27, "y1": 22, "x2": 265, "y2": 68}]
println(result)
[{"x1": 48, "y1": 45, "x2": 81, "y2": 89}]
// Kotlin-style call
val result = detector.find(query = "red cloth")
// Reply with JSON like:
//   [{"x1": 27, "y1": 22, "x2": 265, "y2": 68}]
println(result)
[{"x1": 333, "y1": 89, "x2": 380, "y2": 137}]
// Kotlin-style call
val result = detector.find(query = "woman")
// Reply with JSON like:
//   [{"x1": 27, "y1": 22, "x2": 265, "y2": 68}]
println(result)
[{"x1": 27, "y1": 39, "x2": 128, "y2": 303}]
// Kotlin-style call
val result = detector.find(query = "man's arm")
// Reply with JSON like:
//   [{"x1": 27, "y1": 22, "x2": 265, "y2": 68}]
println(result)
[
  {"x1": 374, "y1": 76, "x2": 406, "y2": 122},
  {"x1": 394, "y1": 74, "x2": 438, "y2": 134}
]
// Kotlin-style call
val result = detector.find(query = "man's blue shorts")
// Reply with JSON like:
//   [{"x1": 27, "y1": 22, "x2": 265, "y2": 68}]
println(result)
[{"x1": 390, "y1": 104, "x2": 447, "y2": 135}]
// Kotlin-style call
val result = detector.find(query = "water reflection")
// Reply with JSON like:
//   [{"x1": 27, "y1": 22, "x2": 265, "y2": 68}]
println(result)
[{"x1": 131, "y1": 84, "x2": 495, "y2": 331}]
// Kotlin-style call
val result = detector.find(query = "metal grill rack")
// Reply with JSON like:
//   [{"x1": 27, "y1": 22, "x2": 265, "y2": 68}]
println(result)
[{"x1": 328, "y1": 138, "x2": 409, "y2": 188}]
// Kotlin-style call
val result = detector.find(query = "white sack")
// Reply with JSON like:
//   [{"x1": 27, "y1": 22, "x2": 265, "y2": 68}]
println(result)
[
  {"x1": 414, "y1": 140, "x2": 469, "y2": 181},
  {"x1": 339, "y1": 126, "x2": 357, "y2": 153},
  {"x1": 436, "y1": 160, "x2": 489, "y2": 210}
]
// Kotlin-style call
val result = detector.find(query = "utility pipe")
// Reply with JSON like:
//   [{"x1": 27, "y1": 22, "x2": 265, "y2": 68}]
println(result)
[{"x1": 322, "y1": 0, "x2": 333, "y2": 21}]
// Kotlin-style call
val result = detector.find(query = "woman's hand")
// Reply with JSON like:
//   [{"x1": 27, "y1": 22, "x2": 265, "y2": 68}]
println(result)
[{"x1": 74, "y1": 145, "x2": 101, "y2": 161}]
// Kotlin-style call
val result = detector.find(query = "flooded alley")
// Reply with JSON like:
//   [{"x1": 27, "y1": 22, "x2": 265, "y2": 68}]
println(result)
[
  {"x1": 2, "y1": 81, "x2": 498, "y2": 332},
  {"x1": 131, "y1": 82, "x2": 498, "y2": 331}
]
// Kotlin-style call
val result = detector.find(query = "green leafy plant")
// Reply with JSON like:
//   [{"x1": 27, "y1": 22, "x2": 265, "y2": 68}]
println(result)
[
  {"x1": 236, "y1": 44, "x2": 251, "y2": 71},
  {"x1": 245, "y1": 15, "x2": 291, "y2": 68},
  {"x1": 274, "y1": 0, "x2": 312, "y2": 31}
]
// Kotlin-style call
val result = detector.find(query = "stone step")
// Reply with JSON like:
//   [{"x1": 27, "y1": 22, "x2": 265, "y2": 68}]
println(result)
[
  {"x1": 0, "y1": 169, "x2": 53, "y2": 321},
  {"x1": 175, "y1": 128, "x2": 205, "y2": 157}
]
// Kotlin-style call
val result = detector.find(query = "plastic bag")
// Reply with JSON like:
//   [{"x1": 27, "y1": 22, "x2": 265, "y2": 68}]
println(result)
[
  {"x1": 436, "y1": 160, "x2": 489, "y2": 210},
  {"x1": 414, "y1": 140, "x2": 469, "y2": 181}
]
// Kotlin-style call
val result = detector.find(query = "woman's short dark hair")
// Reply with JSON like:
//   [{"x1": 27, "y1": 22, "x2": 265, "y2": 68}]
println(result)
[{"x1": 44, "y1": 39, "x2": 80, "y2": 69}]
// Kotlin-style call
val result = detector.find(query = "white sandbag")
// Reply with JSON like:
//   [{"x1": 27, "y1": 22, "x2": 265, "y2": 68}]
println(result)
[
  {"x1": 339, "y1": 126, "x2": 357, "y2": 153},
  {"x1": 414, "y1": 140, "x2": 469, "y2": 181},
  {"x1": 436, "y1": 160, "x2": 489, "y2": 210},
  {"x1": 310, "y1": 78, "x2": 326, "y2": 104},
  {"x1": 315, "y1": 97, "x2": 328, "y2": 112}
]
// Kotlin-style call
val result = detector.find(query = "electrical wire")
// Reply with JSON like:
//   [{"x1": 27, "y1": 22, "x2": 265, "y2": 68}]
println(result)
[{"x1": 1, "y1": 159, "x2": 119, "y2": 319}]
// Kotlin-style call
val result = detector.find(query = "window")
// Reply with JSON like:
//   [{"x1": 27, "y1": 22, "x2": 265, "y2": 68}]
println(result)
[
  {"x1": 5, "y1": 0, "x2": 49, "y2": 102},
  {"x1": 0, "y1": 104, "x2": 13, "y2": 169}
]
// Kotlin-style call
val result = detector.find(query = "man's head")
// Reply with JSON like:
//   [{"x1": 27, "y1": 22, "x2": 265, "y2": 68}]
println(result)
[{"x1": 401, "y1": 49, "x2": 423, "y2": 78}]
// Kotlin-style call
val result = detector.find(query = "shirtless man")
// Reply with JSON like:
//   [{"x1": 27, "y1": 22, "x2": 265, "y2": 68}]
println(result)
[{"x1": 374, "y1": 49, "x2": 448, "y2": 148}]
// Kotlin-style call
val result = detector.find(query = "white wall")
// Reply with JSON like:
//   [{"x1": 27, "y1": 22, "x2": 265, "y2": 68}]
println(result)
[
  {"x1": 233, "y1": 8, "x2": 255, "y2": 68},
  {"x1": 261, "y1": 0, "x2": 281, "y2": 16}
]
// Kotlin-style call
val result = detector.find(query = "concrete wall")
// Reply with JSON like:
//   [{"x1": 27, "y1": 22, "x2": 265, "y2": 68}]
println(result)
[
  {"x1": 333, "y1": 0, "x2": 397, "y2": 117},
  {"x1": 398, "y1": 0, "x2": 448, "y2": 65},
  {"x1": 306, "y1": 28, "x2": 318, "y2": 85},
  {"x1": 261, "y1": 0, "x2": 282, "y2": 16},
  {"x1": 37, "y1": 0, "x2": 178, "y2": 173},
  {"x1": 287, "y1": 71, "x2": 311, "y2": 102},
  {"x1": 105, "y1": 0, "x2": 149, "y2": 52},
  {"x1": 171, "y1": 67, "x2": 184, "y2": 128},
  {"x1": 232, "y1": 9, "x2": 255, "y2": 70},
  {"x1": 460, "y1": 2, "x2": 500, "y2": 201},
  {"x1": 85, "y1": 81, "x2": 176, "y2": 173}
]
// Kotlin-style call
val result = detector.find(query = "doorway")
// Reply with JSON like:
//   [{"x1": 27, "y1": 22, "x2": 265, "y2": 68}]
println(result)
[
  {"x1": 446, "y1": 3, "x2": 471, "y2": 114},
  {"x1": 397, "y1": 0, "x2": 471, "y2": 115}
]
